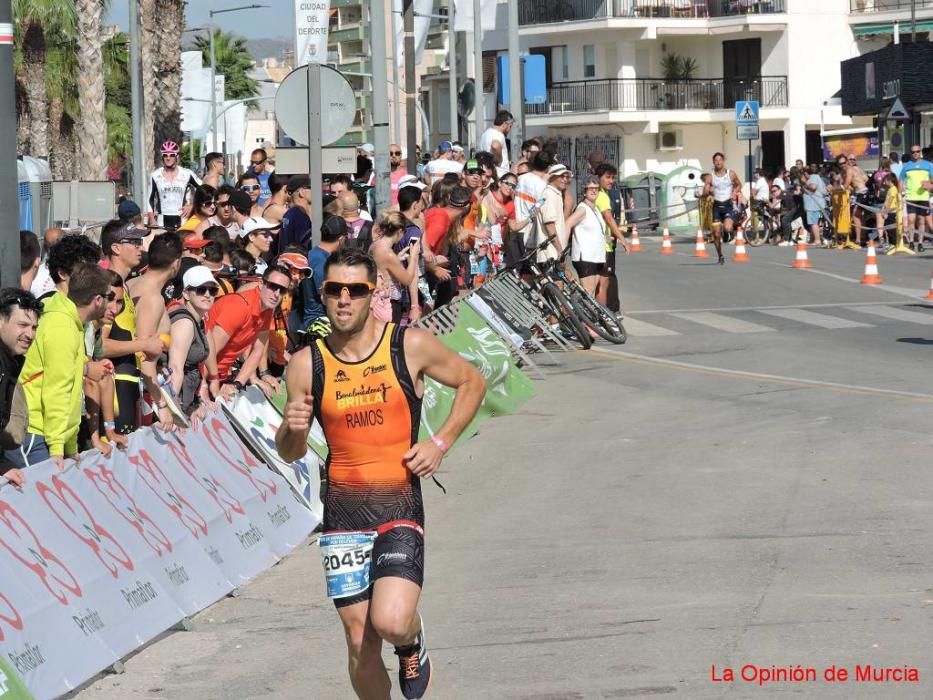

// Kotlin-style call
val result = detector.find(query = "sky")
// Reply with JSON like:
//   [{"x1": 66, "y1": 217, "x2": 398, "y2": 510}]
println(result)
[{"x1": 107, "y1": 0, "x2": 293, "y2": 41}]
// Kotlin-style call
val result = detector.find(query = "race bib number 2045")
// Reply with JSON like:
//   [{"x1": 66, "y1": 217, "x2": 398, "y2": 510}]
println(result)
[{"x1": 319, "y1": 531, "x2": 376, "y2": 599}]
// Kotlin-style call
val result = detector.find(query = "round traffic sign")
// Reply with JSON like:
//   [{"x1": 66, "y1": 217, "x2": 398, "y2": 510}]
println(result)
[{"x1": 274, "y1": 65, "x2": 357, "y2": 146}]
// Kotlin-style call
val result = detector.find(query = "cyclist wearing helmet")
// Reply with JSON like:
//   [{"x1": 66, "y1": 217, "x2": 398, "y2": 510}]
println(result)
[{"x1": 147, "y1": 140, "x2": 201, "y2": 229}]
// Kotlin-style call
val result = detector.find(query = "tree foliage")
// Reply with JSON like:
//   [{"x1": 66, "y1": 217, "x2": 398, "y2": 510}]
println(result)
[{"x1": 191, "y1": 30, "x2": 260, "y2": 105}]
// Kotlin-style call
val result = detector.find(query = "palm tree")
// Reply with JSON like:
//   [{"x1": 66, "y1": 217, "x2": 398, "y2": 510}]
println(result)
[
  {"x1": 75, "y1": 0, "x2": 108, "y2": 179},
  {"x1": 139, "y1": 0, "x2": 157, "y2": 170},
  {"x1": 152, "y1": 0, "x2": 186, "y2": 158},
  {"x1": 191, "y1": 30, "x2": 260, "y2": 104},
  {"x1": 13, "y1": 0, "x2": 77, "y2": 158}
]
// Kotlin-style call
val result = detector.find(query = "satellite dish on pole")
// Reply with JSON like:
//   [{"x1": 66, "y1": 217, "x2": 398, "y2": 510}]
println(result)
[
  {"x1": 458, "y1": 79, "x2": 476, "y2": 118},
  {"x1": 275, "y1": 65, "x2": 357, "y2": 146}
]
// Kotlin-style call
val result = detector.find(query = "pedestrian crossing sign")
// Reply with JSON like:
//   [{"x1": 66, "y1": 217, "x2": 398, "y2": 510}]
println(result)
[{"x1": 735, "y1": 101, "x2": 760, "y2": 126}]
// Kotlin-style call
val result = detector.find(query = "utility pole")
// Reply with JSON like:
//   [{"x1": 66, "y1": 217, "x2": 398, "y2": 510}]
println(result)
[
  {"x1": 129, "y1": 0, "x2": 147, "y2": 208},
  {"x1": 448, "y1": 2, "x2": 457, "y2": 144},
  {"x1": 403, "y1": 0, "x2": 418, "y2": 174},
  {"x1": 0, "y1": 0, "x2": 17, "y2": 287},
  {"x1": 472, "y1": 0, "x2": 484, "y2": 150},
  {"x1": 371, "y1": 0, "x2": 391, "y2": 211},
  {"x1": 209, "y1": 21, "x2": 218, "y2": 153},
  {"x1": 507, "y1": 0, "x2": 523, "y2": 149}
]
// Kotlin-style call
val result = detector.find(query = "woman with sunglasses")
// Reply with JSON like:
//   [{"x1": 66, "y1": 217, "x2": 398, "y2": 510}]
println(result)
[
  {"x1": 237, "y1": 174, "x2": 265, "y2": 218},
  {"x1": 237, "y1": 218, "x2": 279, "y2": 275},
  {"x1": 180, "y1": 184, "x2": 219, "y2": 233},
  {"x1": 166, "y1": 266, "x2": 220, "y2": 415},
  {"x1": 568, "y1": 177, "x2": 609, "y2": 297}
]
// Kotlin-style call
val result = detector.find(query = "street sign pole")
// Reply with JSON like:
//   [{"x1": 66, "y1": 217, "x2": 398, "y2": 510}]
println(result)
[
  {"x1": 403, "y1": 0, "x2": 418, "y2": 175},
  {"x1": 371, "y1": 0, "x2": 391, "y2": 212},
  {"x1": 507, "y1": 0, "x2": 523, "y2": 149},
  {"x1": 0, "y1": 0, "x2": 18, "y2": 288},
  {"x1": 307, "y1": 63, "x2": 323, "y2": 247},
  {"x1": 735, "y1": 100, "x2": 760, "y2": 183}
]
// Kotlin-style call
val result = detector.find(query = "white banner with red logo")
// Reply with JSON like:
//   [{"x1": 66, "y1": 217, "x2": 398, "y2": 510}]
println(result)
[{"x1": 0, "y1": 409, "x2": 316, "y2": 700}]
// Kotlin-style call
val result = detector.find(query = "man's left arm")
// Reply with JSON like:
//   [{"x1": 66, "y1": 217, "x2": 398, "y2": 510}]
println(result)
[
  {"x1": 234, "y1": 331, "x2": 269, "y2": 390},
  {"x1": 402, "y1": 329, "x2": 486, "y2": 478},
  {"x1": 490, "y1": 140, "x2": 503, "y2": 167}
]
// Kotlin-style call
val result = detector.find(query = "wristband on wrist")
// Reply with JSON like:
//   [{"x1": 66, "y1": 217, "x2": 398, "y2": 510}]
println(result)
[
  {"x1": 258, "y1": 370, "x2": 271, "y2": 378},
  {"x1": 207, "y1": 374, "x2": 219, "y2": 381},
  {"x1": 83, "y1": 362, "x2": 90, "y2": 377},
  {"x1": 103, "y1": 421, "x2": 116, "y2": 431},
  {"x1": 431, "y1": 435, "x2": 449, "y2": 453},
  {"x1": 233, "y1": 380, "x2": 244, "y2": 391}
]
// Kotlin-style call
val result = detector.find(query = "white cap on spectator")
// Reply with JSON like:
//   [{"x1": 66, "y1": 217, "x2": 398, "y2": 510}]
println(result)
[
  {"x1": 452, "y1": 144, "x2": 464, "y2": 153},
  {"x1": 240, "y1": 217, "x2": 280, "y2": 238},
  {"x1": 182, "y1": 265, "x2": 218, "y2": 289},
  {"x1": 399, "y1": 174, "x2": 427, "y2": 191},
  {"x1": 359, "y1": 143, "x2": 375, "y2": 155},
  {"x1": 548, "y1": 164, "x2": 572, "y2": 179}
]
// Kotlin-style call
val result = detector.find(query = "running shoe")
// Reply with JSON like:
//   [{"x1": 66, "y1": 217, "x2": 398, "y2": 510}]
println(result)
[
  {"x1": 718, "y1": 255, "x2": 725, "y2": 265},
  {"x1": 395, "y1": 616, "x2": 432, "y2": 699}
]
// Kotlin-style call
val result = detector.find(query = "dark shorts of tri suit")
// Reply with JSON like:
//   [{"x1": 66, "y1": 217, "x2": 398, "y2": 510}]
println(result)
[
  {"x1": 162, "y1": 215, "x2": 182, "y2": 230},
  {"x1": 906, "y1": 200, "x2": 930, "y2": 216},
  {"x1": 113, "y1": 373, "x2": 140, "y2": 434},
  {"x1": 573, "y1": 260, "x2": 605, "y2": 278},
  {"x1": 712, "y1": 201, "x2": 735, "y2": 223},
  {"x1": 334, "y1": 523, "x2": 425, "y2": 609}
]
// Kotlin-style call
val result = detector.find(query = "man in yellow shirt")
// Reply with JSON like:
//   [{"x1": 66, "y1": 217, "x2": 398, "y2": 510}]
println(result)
[
  {"x1": 594, "y1": 163, "x2": 629, "y2": 308},
  {"x1": 12, "y1": 263, "x2": 111, "y2": 470}
]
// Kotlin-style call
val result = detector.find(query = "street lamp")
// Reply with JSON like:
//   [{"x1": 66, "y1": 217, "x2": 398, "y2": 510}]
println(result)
[{"x1": 204, "y1": 4, "x2": 269, "y2": 152}]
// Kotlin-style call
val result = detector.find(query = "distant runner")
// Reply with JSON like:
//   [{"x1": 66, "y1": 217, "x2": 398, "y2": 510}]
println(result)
[{"x1": 276, "y1": 247, "x2": 485, "y2": 700}]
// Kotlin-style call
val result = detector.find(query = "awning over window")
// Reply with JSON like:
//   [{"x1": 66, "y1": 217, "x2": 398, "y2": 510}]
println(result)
[{"x1": 854, "y1": 20, "x2": 933, "y2": 36}]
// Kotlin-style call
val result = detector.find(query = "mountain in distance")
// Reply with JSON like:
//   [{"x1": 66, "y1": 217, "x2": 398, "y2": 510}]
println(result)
[{"x1": 246, "y1": 37, "x2": 293, "y2": 64}]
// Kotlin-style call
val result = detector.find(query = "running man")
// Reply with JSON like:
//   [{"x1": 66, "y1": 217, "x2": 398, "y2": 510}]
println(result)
[
  {"x1": 275, "y1": 247, "x2": 486, "y2": 700},
  {"x1": 899, "y1": 144, "x2": 933, "y2": 252},
  {"x1": 710, "y1": 152, "x2": 742, "y2": 258}
]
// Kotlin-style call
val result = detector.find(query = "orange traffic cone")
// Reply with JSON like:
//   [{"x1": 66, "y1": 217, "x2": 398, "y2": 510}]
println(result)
[
  {"x1": 924, "y1": 269, "x2": 933, "y2": 301},
  {"x1": 660, "y1": 227, "x2": 674, "y2": 255},
  {"x1": 792, "y1": 240, "x2": 811, "y2": 269},
  {"x1": 693, "y1": 229, "x2": 708, "y2": 258},
  {"x1": 860, "y1": 241, "x2": 882, "y2": 285},
  {"x1": 629, "y1": 224, "x2": 642, "y2": 252},
  {"x1": 732, "y1": 226, "x2": 749, "y2": 262}
]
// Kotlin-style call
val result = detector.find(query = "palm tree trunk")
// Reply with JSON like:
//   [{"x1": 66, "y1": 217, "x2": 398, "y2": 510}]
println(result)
[
  {"x1": 152, "y1": 0, "x2": 184, "y2": 155},
  {"x1": 139, "y1": 0, "x2": 157, "y2": 171},
  {"x1": 21, "y1": 21, "x2": 49, "y2": 158},
  {"x1": 76, "y1": 0, "x2": 108, "y2": 179}
]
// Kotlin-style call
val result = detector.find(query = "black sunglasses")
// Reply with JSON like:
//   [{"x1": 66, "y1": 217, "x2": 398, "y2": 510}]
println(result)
[
  {"x1": 242, "y1": 184, "x2": 261, "y2": 192},
  {"x1": 263, "y1": 280, "x2": 288, "y2": 295},
  {"x1": 119, "y1": 238, "x2": 142, "y2": 247},
  {"x1": 321, "y1": 281, "x2": 375, "y2": 299},
  {"x1": 251, "y1": 159, "x2": 266, "y2": 165},
  {"x1": 390, "y1": 151, "x2": 402, "y2": 156},
  {"x1": 188, "y1": 285, "x2": 219, "y2": 297},
  {"x1": 216, "y1": 200, "x2": 232, "y2": 207}
]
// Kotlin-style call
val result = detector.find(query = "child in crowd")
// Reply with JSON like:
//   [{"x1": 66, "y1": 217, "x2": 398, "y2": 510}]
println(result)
[{"x1": 882, "y1": 172, "x2": 901, "y2": 251}]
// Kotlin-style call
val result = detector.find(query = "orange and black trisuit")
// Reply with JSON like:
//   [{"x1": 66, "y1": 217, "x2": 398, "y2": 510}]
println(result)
[{"x1": 310, "y1": 322, "x2": 425, "y2": 607}]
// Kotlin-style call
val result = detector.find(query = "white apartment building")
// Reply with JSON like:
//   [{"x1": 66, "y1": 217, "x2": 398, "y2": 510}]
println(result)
[{"x1": 477, "y1": 0, "x2": 882, "y2": 178}]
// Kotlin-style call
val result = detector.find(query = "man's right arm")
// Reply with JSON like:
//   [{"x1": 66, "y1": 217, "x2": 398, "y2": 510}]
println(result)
[{"x1": 275, "y1": 346, "x2": 313, "y2": 463}]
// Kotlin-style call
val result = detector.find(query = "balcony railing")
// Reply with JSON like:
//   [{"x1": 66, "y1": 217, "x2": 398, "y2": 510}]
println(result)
[
  {"x1": 850, "y1": 0, "x2": 933, "y2": 11},
  {"x1": 518, "y1": 0, "x2": 786, "y2": 24},
  {"x1": 525, "y1": 77, "x2": 788, "y2": 114}
]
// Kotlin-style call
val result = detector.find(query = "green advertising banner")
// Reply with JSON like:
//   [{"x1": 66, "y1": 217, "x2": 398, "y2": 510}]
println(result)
[
  {"x1": 418, "y1": 304, "x2": 536, "y2": 445},
  {"x1": 0, "y1": 650, "x2": 39, "y2": 699}
]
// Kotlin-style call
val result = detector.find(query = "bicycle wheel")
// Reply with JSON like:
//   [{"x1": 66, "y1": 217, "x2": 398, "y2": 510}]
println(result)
[
  {"x1": 569, "y1": 286, "x2": 627, "y2": 344},
  {"x1": 540, "y1": 282, "x2": 592, "y2": 350}
]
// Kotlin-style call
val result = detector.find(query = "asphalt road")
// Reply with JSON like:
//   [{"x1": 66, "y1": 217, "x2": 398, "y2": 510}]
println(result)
[{"x1": 78, "y1": 240, "x2": 933, "y2": 699}]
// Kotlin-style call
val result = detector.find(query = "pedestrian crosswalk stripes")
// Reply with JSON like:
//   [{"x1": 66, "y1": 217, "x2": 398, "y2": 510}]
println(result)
[
  {"x1": 618, "y1": 317, "x2": 681, "y2": 337},
  {"x1": 619, "y1": 304, "x2": 933, "y2": 337},
  {"x1": 847, "y1": 305, "x2": 933, "y2": 326},
  {"x1": 669, "y1": 312, "x2": 776, "y2": 334},
  {"x1": 756, "y1": 308, "x2": 872, "y2": 329}
]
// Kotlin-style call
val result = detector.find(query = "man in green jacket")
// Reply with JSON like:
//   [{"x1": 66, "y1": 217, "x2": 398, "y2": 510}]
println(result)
[{"x1": 7, "y1": 263, "x2": 110, "y2": 471}]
